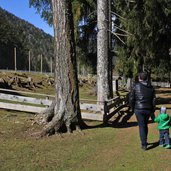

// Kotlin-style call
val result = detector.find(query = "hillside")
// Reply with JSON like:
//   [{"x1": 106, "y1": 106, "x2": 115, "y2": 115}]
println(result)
[{"x1": 0, "y1": 7, "x2": 54, "y2": 72}]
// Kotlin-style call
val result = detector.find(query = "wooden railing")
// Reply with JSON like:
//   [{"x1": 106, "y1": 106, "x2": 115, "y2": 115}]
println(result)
[
  {"x1": 103, "y1": 96, "x2": 127, "y2": 122},
  {"x1": 0, "y1": 88, "x2": 128, "y2": 122}
]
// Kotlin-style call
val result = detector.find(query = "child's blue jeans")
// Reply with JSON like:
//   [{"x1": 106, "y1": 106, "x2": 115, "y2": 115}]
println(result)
[{"x1": 159, "y1": 129, "x2": 170, "y2": 145}]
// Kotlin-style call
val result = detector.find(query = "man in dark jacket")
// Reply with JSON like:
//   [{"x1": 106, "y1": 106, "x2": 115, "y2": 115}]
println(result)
[{"x1": 129, "y1": 72, "x2": 156, "y2": 150}]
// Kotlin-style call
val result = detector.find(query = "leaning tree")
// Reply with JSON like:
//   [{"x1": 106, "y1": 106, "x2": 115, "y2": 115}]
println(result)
[{"x1": 34, "y1": 0, "x2": 85, "y2": 137}]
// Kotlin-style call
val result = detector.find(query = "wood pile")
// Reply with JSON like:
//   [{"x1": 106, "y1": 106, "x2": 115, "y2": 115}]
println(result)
[{"x1": 0, "y1": 72, "x2": 55, "y2": 90}]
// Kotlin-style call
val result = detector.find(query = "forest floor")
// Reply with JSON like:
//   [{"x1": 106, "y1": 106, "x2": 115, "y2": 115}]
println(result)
[{"x1": 0, "y1": 72, "x2": 171, "y2": 171}]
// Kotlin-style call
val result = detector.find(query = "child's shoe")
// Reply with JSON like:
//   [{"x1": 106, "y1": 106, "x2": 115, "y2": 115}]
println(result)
[
  {"x1": 165, "y1": 144, "x2": 171, "y2": 149},
  {"x1": 159, "y1": 144, "x2": 164, "y2": 147}
]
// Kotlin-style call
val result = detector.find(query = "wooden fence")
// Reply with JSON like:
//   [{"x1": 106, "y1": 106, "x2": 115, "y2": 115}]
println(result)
[
  {"x1": 0, "y1": 88, "x2": 127, "y2": 122},
  {"x1": 152, "y1": 81, "x2": 170, "y2": 88}
]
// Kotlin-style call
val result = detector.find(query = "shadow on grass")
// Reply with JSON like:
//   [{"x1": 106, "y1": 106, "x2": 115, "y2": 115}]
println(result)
[
  {"x1": 147, "y1": 142, "x2": 159, "y2": 150},
  {"x1": 147, "y1": 139, "x2": 171, "y2": 150},
  {"x1": 85, "y1": 109, "x2": 138, "y2": 129},
  {"x1": 85, "y1": 108, "x2": 157, "y2": 131},
  {"x1": 109, "y1": 110, "x2": 138, "y2": 128},
  {"x1": 146, "y1": 140, "x2": 171, "y2": 150}
]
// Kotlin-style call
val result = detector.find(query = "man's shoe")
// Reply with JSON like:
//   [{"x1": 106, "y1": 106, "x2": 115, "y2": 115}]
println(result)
[
  {"x1": 165, "y1": 145, "x2": 171, "y2": 149},
  {"x1": 141, "y1": 146, "x2": 147, "y2": 151}
]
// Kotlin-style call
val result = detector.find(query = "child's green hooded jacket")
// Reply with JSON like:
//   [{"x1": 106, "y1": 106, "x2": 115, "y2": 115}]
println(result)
[{"x1": 154, "y1": 113, "x2": 171, "y2": 130}]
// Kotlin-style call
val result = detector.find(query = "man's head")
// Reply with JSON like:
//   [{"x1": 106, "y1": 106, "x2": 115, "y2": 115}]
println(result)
[{"x1": 139, "y1": 72, "x2": 148, "y2": 81}]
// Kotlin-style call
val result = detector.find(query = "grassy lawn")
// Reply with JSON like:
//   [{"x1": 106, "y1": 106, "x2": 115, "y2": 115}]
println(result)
[
  {"x1": 0, "y1": 108, "x2": 171, "y2": 171},
  {"x1": 0, "y1": 72, "x2": 171, "y2": 170}
]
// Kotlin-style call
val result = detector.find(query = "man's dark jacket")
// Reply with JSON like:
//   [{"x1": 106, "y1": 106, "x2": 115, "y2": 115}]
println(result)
[{"x1": 129, "y1": 81, "x2": 156, "y2": 111}]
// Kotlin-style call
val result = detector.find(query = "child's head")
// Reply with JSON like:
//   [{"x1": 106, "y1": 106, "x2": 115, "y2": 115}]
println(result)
[{"x1": 160, "y1": 106, "x2": 166, "y2": 114}]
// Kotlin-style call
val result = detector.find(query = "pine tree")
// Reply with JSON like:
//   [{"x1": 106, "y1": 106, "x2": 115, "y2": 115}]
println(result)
[{"x1": 114, "y1": 0, "x2": 171, "y2": 80}]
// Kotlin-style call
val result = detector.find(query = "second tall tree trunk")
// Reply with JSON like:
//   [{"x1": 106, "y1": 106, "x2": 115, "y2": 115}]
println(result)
[{"x1": 97, "y1": 0, "x2": 112, "y2": 103}]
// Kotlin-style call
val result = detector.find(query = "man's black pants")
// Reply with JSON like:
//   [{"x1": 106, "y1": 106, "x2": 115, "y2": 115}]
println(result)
[{"x1": 135, "y1": 109, "x2": 151, "y2": 147}]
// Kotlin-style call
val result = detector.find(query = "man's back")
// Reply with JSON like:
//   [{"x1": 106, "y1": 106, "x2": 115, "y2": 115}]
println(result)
[{"x1": 129, "y1": 81, "x2": 155, "y2": 111}]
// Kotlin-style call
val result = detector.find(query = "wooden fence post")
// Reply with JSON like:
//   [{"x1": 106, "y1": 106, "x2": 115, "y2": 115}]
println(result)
[
  {"x1": 50, "y1": 57, "x2": 53, "y2": 74},
  {"x1": 103, "y1": 101, "x2": 108, "y2": 124},
  {"x1": 40, "y1": 54, "x2": 43, "y2": 73},
  {"x1": 113, "y1": 80, "x2": 118, "y2": 92},
  {"x1": 29, "y1": 50, "x2": 31, "y2": 72},
  {"x1": 14, "y1": 47, "x2": 17, "y2": 71}
]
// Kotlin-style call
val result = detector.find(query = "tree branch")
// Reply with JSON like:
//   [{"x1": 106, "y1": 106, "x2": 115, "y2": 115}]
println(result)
[
  {"x1": 109, "y1": 30, "x2": 126, "y2": 44},
  {"x1": 111, "y1": 11, "x2": 126, "y2": 21},
  {"x1": 114, "y1": 24, "x2": 133, "y2": 36}
]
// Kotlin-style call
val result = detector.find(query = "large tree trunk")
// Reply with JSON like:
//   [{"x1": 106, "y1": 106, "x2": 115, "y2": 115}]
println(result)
[
  {"x1": 97, "y1": 0, "x2": 112, "y2": 103},
  {"x1": 38, "y1": 0, "x2": 83, "y2": 137}
]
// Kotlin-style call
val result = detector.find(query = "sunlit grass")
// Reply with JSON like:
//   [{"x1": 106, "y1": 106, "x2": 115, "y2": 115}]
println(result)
[{"x1": 0, "y1": 72, "x2": 171, "y2": 170}]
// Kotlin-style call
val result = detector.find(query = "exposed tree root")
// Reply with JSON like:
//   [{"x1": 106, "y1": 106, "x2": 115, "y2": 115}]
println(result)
[{"x1": 31, "y1": 101, "x2": 86, "y2": 138}]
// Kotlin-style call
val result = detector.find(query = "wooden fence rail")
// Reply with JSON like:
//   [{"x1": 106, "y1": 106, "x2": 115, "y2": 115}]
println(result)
[{"x1": 0, "y1": 88, "x2": 127, "y2": 122}]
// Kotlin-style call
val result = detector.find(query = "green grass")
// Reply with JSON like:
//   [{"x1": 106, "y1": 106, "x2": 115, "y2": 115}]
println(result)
[
  {"x1": 0, "y1": 109, "x2": 171, "y2": 171},
  {"x1": 0, "y1": 72, "x2": 171, "y2": 170},
  {"x1": 79, "y1": 86, "x2": 97, "y2": 101}
]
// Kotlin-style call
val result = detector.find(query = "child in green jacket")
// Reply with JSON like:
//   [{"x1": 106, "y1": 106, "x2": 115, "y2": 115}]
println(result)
[{"x1": 154, "y1": 106, "x2": 171, "y2": 149}]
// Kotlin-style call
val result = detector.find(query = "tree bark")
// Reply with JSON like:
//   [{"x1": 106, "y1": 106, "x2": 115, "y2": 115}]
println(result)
[
  {"x1": 108, "y1": 0, "x2": 113, "y2": 98},
  {"x1": 169, "y1": 48, "x2": 171, "y2": 87},
  {"x1": 97, "y1": 0, "x2": 112, "y2": 103},
  {"x1": 39, "y1": 0, "x2": 84, "y2": 136}
]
